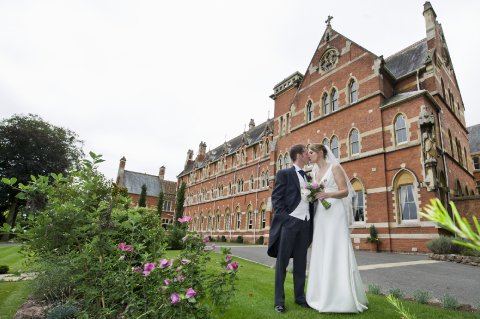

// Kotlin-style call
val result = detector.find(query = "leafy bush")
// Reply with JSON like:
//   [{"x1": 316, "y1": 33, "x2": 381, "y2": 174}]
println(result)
[
  {"x1": 235, "y1": 235, "x2": 243, "y2": 243},
  {"x1": 426, "y1": 236, "x2": 463, "y2": 254},
  {"x1": 1, "y1": 153, "x2": 239, "y2": 318},
  {"x1": 0, "y1": 265, "x2": 9, "y2": 274},
  {"x1": 366, "y1": 225, "x2": 379, "y2": 243},
  {"x1": 413, "y1": 289, "x2": 430, "y2": 304},
  {"x1": 47, "y1": 302, "x2": 78, "y2": 319},
  {"x1": 442, "y1": 294, "x2": 459, "y2": 310},
  {"x1": 256, "y1": 236, "x2": 264, "y2": 245},
  {"x1": 388, "y1": 288, "x2": 404, "y2": 299},
  {"x1": 367, "y1": 283, "x2": 382, "y2": 295},
  {"x1": 165, "y1": 223, "x2": 187, "y2": 250}
]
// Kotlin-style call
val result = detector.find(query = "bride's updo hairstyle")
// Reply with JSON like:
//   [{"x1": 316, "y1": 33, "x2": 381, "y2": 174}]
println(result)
[{"x1": 308, "y1": 143, "x2": 328, "y2": 159}]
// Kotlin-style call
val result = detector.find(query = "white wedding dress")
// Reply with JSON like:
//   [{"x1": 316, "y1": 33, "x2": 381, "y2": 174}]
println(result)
[{"x1": 306, "y1": 164, "x2": 368, "y2": 313}]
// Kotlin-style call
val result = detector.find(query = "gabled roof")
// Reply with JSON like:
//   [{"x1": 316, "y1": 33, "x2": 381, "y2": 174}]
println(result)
[
  {"x1": 468, "y1": 124, "x2": 480, "y2": 154},
  {"x1": 382, "y1": 90, "x2": 426, "y2": 109},
  {"x1": 177, "y1": 119, "x2": 273, "y2": 177},
  {"x1": 385, "y1": 39, "x2": 428, "y2": 79},
  {"x1": 123, "y1": 171, "x2": 162, "y2": 196}
]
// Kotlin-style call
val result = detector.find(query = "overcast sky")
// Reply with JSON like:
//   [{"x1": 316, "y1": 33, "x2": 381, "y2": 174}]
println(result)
[{"x1": 1, "y1": 0, "x2": 479, "y2": 182}]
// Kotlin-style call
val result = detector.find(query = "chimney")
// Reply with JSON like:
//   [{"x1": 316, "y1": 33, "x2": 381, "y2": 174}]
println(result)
[
  {"x1": 249, "y1": 119, "x2": 255, "y2": 130},
  {"x1": 116, "y1": 156, "x2": 126, "y2": 186},
  {"x1": 196, "y1": 142, "x2": 207, "y2": 161},
  {"x1": 159, "y1": 166, "x2": 165, "y2": 180},
  {"x1": 185, "y1": 149, "x2": 194, "y2": 168},
  {"x1": 423, "y1": 1, "x2": 437, "y2": 42}
]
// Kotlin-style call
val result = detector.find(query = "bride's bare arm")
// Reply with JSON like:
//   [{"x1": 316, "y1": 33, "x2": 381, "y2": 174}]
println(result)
[{"x1": 315, "y1": 165, "x2": 349, "y2": 200}]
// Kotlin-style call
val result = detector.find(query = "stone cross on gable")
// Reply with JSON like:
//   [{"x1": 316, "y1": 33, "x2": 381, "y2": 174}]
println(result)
[{"x1": 325, "y1": 15, "x2": 333, "y2": 26}]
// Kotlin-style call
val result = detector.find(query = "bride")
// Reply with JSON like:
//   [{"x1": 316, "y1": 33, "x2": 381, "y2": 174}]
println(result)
[{"x1": 305, "y1": 143, "x2": 368, "y2": 313}]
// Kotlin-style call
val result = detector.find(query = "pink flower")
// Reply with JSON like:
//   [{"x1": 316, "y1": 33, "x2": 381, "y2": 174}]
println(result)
[
  {"x1": 178, "y1": 216, "x2": 192, "y2": 223},
  {"x1": 132, "y1": 266, "x2": 142, "y2": 273},
  {"x1": 170, "y1": 292, "x2": 180, "y2": 304},
  {"x1": 164, "y1": 278, "x2": 171, "y2": 285},
  {"x1": 225, "y1": 255, "x2": 232, "y2": 261},
  {"x1": 226, "y1": 262, "x2": 239, "y2": 271},
  {"x1": 185, "y1": 288, "x2": 197, "y2": 299},
  {"x1": 159, "y1": 259, "x2": 171, "y2": 269},
  {"x1": 143, "y1": 262, "x2": 156, "y2": 276},
  {"x1": 211, "y1": 244, "x2": 216, "y2": 249},
  {"x1": 203, "y1": 237, "x2": 210, "y2": 243},
  {"x1": 311, "y1": 182, "x2": 319, "y2": 188},
  {"x1": 118, "y1": 243, "x2": 133, "y2": 252}
]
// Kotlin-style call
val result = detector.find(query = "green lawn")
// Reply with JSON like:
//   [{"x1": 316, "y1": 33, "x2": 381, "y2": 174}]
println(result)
[{"x1": 0, "y1": 245, "x2": 28, "y2": 273}]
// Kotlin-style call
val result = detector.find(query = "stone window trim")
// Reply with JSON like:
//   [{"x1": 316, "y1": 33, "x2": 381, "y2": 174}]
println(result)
[
  {"x1": 322, "y1": 92, "x2": 330, "y2": 116},
  {"x1": 330, "y1": 135, "x2": 340, "y2": 159},
  {"x1": 347, "y1": 77, "x2": 359, "y2": 104},
  {"x1": 306, "y1": 99, "x2": 314, "y2": 122},
  {"x1": 349, "y1": 128, "x2": 361, "y2": 157},
  {"x1": 351, "y1": 178, "x2": 366, "y2": 224},
  {"x1": 392, "y1": 169, "x2": 420, "y2": 224},
  {"x1": 331, "y1": 87, "x2": 339, "y2": 112}
]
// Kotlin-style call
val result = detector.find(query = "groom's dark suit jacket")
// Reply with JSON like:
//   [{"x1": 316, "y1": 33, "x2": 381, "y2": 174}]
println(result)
[{"x1": 267, "y1": 166, "x2": 314, "y2": 258}]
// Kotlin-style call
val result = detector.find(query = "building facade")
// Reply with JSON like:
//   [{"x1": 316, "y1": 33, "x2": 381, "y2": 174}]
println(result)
[
  {"x1": 116, "y1": 157, "x2": 177, "y2": 225},
  {"x1": 178, "y1": 2, "x2": 477, "y2": 252}
]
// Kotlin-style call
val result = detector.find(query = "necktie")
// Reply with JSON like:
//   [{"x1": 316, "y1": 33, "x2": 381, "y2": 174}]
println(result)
[{"x1": 298, "y1": 169, "x2": 306, "y2": 179}]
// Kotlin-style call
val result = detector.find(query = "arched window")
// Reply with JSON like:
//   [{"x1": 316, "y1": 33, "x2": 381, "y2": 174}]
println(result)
[
  {"x1": 250, "y1": 175, "x2": 254, "y2": 190},
  {"x1": 455, "y1": 179, "x2": 462, "y2": 196},
  {"x1": 247, "y1": 205, "x2": 253, "y2": 230},
  {"x1": 279, "y1": 116, "x2": 284, "y2": 136},
  {"x1": 322, "y1": 138, "x2": 329, "y2": 146},
  {"x1": 331, "y1": 88, "x2": 339, "y2": 111},
  {"x1": 252, "y1": 145, "x2": 257, "y2": 159},
  {"x1": 236, "y1": 207, "x2": 241, "y2": 229},
  {"x1": 225, "y1": 208, "x2": 231, "y2": 230},
  {"x1": 350, "y1": 129, "x2": 360, "y2": 155},
  {"x1": 330, "y1": 136, "x2": 339, "y2": 159},
  {"x1": 306, "y1": 100, "x2": 313, "y2": 122},
  {"x1": 286, "y1": 113, "x2": 290, "y2": 133},
  {"x1": 351, "y1": 179, "x2": 365, "y2": 222},
  {"x1": 284, "y1": 154, "x2": 290, "y2": 167},
  {"x1": 278, "y1": 155, "x2": 284, "y2": 170},
  {"x1": 260, "y1": 203, "x2": 266, "y2": 229},
  {"x1": 441, "y1": 78, "x2": 445, "y2": 99},
  {"x1": 456, "y1": 139, "x2": 463, "y2": 165},
  {"x1": 264, "y1": 140, "x2": 270, "y2": 156},
  {"x1": 322, "y1": 93, "x2": 330, "y2": 115},
  {"x1": 464, "y1": 147, "x2": 468, "y2": 169},
  {"x1": 448, "y1": 130, "x2": 454, "y2": 156},
  {"x1": 394, "y1": 171, "x2": 418, "y2": 221},
  {"x1": 261, "y1": 172, "x2": 265, "y2": 188},
  {"x1": 349, "y1": 79, "x2": 358, "y2": 103},
  {"x1": 394, "y1": 114, "x2": 407, "y2": 144}
]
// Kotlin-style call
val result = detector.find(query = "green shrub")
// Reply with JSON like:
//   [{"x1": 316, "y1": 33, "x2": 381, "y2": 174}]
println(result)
[
  {"x1": 236, "y1": 235, "x2": 243, "y2": 243},
  {"x1": 413, "y1": 289, "x2": 431, "y2": 304},
  {"x1": 4, "y1": 153, "x2": 239, "y2": 318},
  {"x1": 368, "y1": 283, "x2": 382, "y2": 295},
  {"x1": 388, "y1": 288, "x2": 404, "y2": 299},
  {"x1": 366, "y1": 225, "x2": 379, "y2": 243},
  {"x1": 47, "y1": 302, "x2": 78, "y2": 319},
  {"x1": 165, "y1": 223, "x2": 187, "y2": 250},
  {"x1": 256, "y1": 236, "x2": 264, "y2": 245},
  {"x1": 442, "y1": 294, "x2": 459, "y2": 310},
  {"x1": 0, "y1": 265, "x2": 9, "y2": 274},
  {"x1": 426, "y1": 236, "x2": 463, "y2": 254}
]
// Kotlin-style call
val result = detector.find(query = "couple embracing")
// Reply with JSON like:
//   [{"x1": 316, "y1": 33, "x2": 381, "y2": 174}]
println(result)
[{"x1": 267, "y1": 143, "x2": 368, "y2": 314}]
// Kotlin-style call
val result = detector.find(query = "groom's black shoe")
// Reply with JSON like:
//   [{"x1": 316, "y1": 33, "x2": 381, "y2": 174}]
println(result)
[
  {"x1": 274, "y1": 305, "x2": 286, "y2": 313},
  {"x1": 295, "y1": 302, "x2": 312, "y2": 309}
]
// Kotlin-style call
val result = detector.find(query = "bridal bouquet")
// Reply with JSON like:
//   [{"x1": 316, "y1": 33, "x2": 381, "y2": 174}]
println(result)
[{"x1": 301, "y1": 181, "x2": 331, "y2": 209}]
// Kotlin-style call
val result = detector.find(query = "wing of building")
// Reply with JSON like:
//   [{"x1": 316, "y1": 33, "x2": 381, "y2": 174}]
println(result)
[
  {"x1": 177, "y1": 2, "x2": 478, "y2": 252},
  {"x1": 117, "y1": 157, "x2": 177, "y2": 225}
]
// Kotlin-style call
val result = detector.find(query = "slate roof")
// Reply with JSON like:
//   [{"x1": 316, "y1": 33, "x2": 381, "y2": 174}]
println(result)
[
  {"x1": 382, "y1": 90, "x2": 426, "y2": 108},
  {"x1": 177, "y1": 119, "x2": 273, "y2": 177},
  {"x1": 123, "y1": 171, "x2": 162, "y2": 196},
  {"x1": 385, "y1": 39, "x2": 428, "y2": 79},
  {"x1": 468, "y1": 124, "x2": 480, "y2": 154}
]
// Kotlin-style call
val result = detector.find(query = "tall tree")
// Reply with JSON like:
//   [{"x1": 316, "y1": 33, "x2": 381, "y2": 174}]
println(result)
[
  {"x1": 138, "y1": 184, "x2": 147, "y2": 207},
  {"x1": 0, "y1": 114, "x2": 83, "y2": 234},
  {"x1": 174, "y1": 182, "x2": 186, "y2": 225},
  {"x1": 157, "y1": 191, "x2": 164, "y2": 215}
]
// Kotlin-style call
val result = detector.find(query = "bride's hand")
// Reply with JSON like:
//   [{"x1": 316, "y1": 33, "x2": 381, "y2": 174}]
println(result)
[{"x1": 315, "y1": 192, "x2": 329, "y2": 200}]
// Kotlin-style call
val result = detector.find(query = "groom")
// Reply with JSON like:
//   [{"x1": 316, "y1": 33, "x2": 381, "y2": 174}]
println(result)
[{"x1": 267, "y1": 144, "x2": 314, "y2": 313}]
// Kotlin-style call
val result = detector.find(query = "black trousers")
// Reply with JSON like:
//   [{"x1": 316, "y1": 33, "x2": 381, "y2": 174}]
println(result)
[{"x1": 274, "y1": 215, "x2": 310, "y2": 306}]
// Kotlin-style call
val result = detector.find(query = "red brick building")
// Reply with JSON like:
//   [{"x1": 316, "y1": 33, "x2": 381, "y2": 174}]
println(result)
[
  {"x1": 178, "y1": 2, "x2": 477, "y2": 252},
  {"x1": 116, "y1": 157, "x2": 177, "y2": 225}
]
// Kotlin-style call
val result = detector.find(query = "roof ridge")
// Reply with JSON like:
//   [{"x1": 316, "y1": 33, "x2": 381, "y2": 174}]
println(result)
[
  {"x1": 124, "y1": 170, "x2": 158, "y2": 178},
  {"x1": 385, "y1": 38, "x2": 426, "y2": 61}
]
